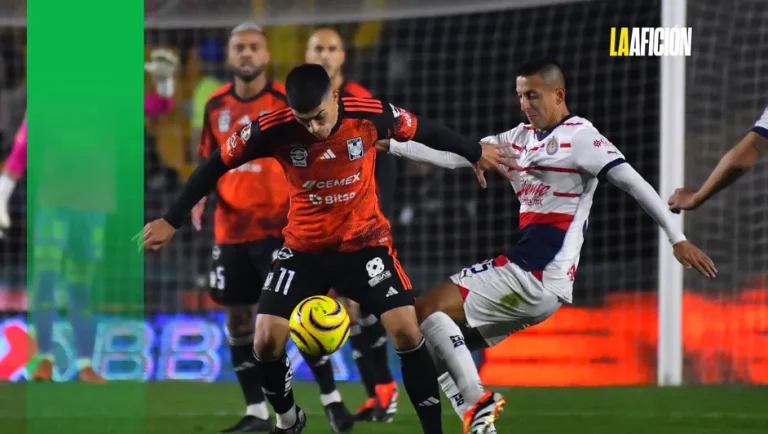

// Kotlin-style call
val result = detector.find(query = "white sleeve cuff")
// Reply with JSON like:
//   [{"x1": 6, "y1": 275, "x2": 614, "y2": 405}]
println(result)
[{"x1": 605, "y1": 163, "x2": 687, "y2": 245}]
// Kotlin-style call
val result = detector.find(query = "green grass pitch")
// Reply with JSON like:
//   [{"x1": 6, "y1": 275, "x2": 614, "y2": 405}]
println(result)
[{"x1": 1, "y1": 382, "x2": 766, "y2": 433}]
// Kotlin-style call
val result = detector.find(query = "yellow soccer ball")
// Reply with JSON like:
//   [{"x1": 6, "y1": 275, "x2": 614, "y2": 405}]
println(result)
[{"x1": 289, "y1": 296, "x2": 351, "y2": 356}]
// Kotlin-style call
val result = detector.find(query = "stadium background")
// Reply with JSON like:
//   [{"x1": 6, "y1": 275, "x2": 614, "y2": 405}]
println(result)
[{"x1": 0, "y1": 0, "x2": 766, "y2": 385}]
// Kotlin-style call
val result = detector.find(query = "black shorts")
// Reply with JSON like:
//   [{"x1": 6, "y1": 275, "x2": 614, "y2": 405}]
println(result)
[
  {"x1": 209, "y1": 238, "x2": 284, "y2": 306},
  {"x1": 259, "y1": 245, "x2": 414, "y2": 319}
]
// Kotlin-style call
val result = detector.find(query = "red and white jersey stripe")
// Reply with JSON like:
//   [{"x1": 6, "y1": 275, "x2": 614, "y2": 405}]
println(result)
[{"x1": 482, "y1": 115, "x2": 626, "y2": 302}]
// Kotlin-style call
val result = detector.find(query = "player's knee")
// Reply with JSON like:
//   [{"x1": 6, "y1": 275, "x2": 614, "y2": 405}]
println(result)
[
  {"x1": 415, "y1": 281, "x2": 463, "y2": 324},
  {"x1": 252, "y1": 314, "x2": 290, "y2": 360},
  {"x1": 225, "y1": 305, "x2": 255, "y2": 337},
  {"x1": 415, "y1": 286, "x2": 445, "y2": 323},
  {"x1": 379, "y1": 306, "x2": 423, "y2": 351}
]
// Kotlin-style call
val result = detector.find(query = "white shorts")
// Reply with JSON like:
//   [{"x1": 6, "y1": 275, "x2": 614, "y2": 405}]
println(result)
[{"x1": 449, "y1": 255, "x2": 562, "y2": 346}]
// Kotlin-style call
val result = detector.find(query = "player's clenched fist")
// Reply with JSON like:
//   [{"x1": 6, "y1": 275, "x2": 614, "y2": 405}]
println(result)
[
  {"x1": 667, "y1": 187, "x2": 701, "y2": 213},
  {"x1": 672, "y1": 240, "x2": 717, "y2": 278},
  {"x1": 135, "y1": 219, "x2": 176, "y2": 251}
]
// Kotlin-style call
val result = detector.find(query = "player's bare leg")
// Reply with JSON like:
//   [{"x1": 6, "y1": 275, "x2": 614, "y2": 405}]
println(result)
[
  {"x1": 378, "y1": 305, "x2": 443, "y2": 434},
  {"x1": 339, "y1": 296, "x2": 397, "y2": 423},
  {"x1": 221, "y1": 305, "x2": 272, "y2": 433},
  {"x1": 416, "y1": 282, "x2": 505, "y2": 434},
  {"x1": 253, "y1": 314, "x2": 307, "y2": 434}
]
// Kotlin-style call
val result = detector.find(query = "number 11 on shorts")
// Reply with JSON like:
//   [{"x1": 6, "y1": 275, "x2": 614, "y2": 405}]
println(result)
[{"x1": 265, "y1": 267, "x2": 294, "y2": 295}]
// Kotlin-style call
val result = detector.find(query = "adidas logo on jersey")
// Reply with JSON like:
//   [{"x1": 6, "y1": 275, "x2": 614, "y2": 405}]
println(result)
[
  {"x1": 386, "y1": 287, "x2": 398, "y2": 297},
  {"x1": 237, "y1": 115, "x2": 251, "y2": 126},
  {"x1": 320, "y1": 149, "x2": 337, "y2": 160}
]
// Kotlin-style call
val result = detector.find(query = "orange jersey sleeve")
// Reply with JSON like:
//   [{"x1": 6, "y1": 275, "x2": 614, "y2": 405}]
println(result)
[
  {"x1": 221, "y1": 107, "x2": 296, "y2": 166},
  {"x1": 350, "y1": 97, "x2": 418, "y2": 143}
]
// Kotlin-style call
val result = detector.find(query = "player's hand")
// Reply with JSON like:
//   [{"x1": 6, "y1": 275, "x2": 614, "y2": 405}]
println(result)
[
  {"x1": 191, "y1": 197, "x2": 207, "y2": 231},
  {"x1": 673, "y1": 240, "x2": 717, "y2": 278},
  {"x1": 472, "y1": 143, "x2": 519, "y2": 188},
  {"x1": 668, "y1": 188, "x2": 701, "y2": 213},
  {"x1": 133, "y1": 219, "x2": 176, "y2": 252}
]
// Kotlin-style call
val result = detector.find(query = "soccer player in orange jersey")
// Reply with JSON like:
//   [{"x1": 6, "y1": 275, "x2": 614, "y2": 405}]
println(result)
[
  {"x1": 142, "y1": 63, "x2": 511, "y2": 434},
  {"x1": 305, "y1": 27, "x2": 399, "y2": 423},
  {"x1": 192, "y1": 24, "x2": 353, "y2": 433}
]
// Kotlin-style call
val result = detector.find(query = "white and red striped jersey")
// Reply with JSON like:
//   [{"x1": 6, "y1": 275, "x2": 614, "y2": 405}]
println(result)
[
  {"x1": 752, "y1": 105, "x2": 768, "y2": 138},
  {"x1": 482, "y1": 115, "x2": 626, "y2": 303}
]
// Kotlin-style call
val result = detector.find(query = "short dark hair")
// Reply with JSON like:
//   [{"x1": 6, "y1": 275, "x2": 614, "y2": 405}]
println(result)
[
  {"x1": 286, "y1": 63, "x2": 332, "y2": 113},
  {"x1": 516, "y1": 58, "x2": 566, "y2": 87}
]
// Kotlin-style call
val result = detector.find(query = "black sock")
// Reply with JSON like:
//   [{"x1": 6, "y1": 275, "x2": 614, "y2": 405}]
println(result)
[
  {"x1": 254, "y1": 350, "x2": 295, "y2": 415},
  {"x1": 362, "y1": 317, "x2": 394, "y2": 384},
  {"x1": 301, "y1": 352, "x2": 338, "y2": 396},
  {"x1": 229, "y1": 333, "x2": 266, "y2": 406},
  {"x1": 397, "y1": 337, "x2": 442, "y2": 434},
  {"x1": 349, "y1": 324, "x2": 378, "y2": 398}
]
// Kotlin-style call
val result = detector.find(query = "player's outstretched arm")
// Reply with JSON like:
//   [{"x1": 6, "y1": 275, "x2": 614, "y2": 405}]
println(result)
[
  {"x1": 380, "y1": 134, "x2": 521, "y2": 184},
  {"x1": 409, "y1": 119, "x2": 515, "y2": 185},
  {"x1": 379, "y1": 139, "x2": 472, "y2": 169},
  {"x1": 141, "y1": 122, "x2": 272, "y2": 251},
  {"x1": 140, "y1": 149, "x2": 231, "y2": 251},
  {"x1": 572, "y1": 128, "x2": 716, "y2": 278},
  {"x1": 604, "y1": 164, "x2": 716, "y2": 278},
  {"x1": 668, "y1": 130, "x2": 768, "y2": 212},
  {"x1": 376, "y1": 103, "x2": 515, "y2": 187}
]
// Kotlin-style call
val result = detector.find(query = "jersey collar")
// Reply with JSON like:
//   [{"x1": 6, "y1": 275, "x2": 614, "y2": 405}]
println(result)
[
  {"x1": 534, "y1": 113, "x2": 575, "y2": 142},
  {"x1": 229, "y1": 79, "x2": 274, "y2": 103}
]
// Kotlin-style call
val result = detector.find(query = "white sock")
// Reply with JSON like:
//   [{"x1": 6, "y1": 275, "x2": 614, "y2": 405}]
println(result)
[
  {"x1": 246, "y1": 402, "x2": 269, "y2": 420},
  {"x1": 76, "y1": 358, "x2": 92, "y2": 370},
  {"x1": 320, "y1": 390, "x2": 342, "y2": 406},
  {"x1": 426, "y1": 342, "x2": 467, "y2": 420},
  {"x1": 439, "y1": 371, "x2": 470, "y2": 418},
  {"x1": 421, "y1": 312, "x2": 484, "y2": 405},
  {"x1": 0, "y1": 174, "x2": 16, "y2": 203},
  {"x1": 275, "y1": 406, "x2": 297, "y2": 429}
]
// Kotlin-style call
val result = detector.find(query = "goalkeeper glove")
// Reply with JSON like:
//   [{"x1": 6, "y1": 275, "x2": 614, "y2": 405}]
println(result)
[{"x1": 144, "y1": 48, "x2": 179, "y2": 98}]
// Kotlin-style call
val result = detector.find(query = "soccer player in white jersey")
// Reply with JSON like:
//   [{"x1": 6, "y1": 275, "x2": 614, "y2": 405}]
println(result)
[
  {"x1": 377, "y1": 58, "x2": 717, "y2": 434},
  {"x1": 668, "y1": 105, "x2": 768, "y2": 211}
]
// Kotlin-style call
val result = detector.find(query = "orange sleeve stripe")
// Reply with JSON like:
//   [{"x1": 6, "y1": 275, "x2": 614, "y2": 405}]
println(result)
[
  {"x1": 344, "y1": 102, "x2": 383, "y2": 110},
  {"x1": 342, "y1": 97, "x2": 382, "y2": 107},
  {"x1": 260, "y1": 113, "x2": 294, "y2": 131},
  {"x1": 344, "y1": 106, "x2": 384, "y2": 114},
  {"x1": 260, "y1": 108, "x2": 293, "y2": 123}
]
